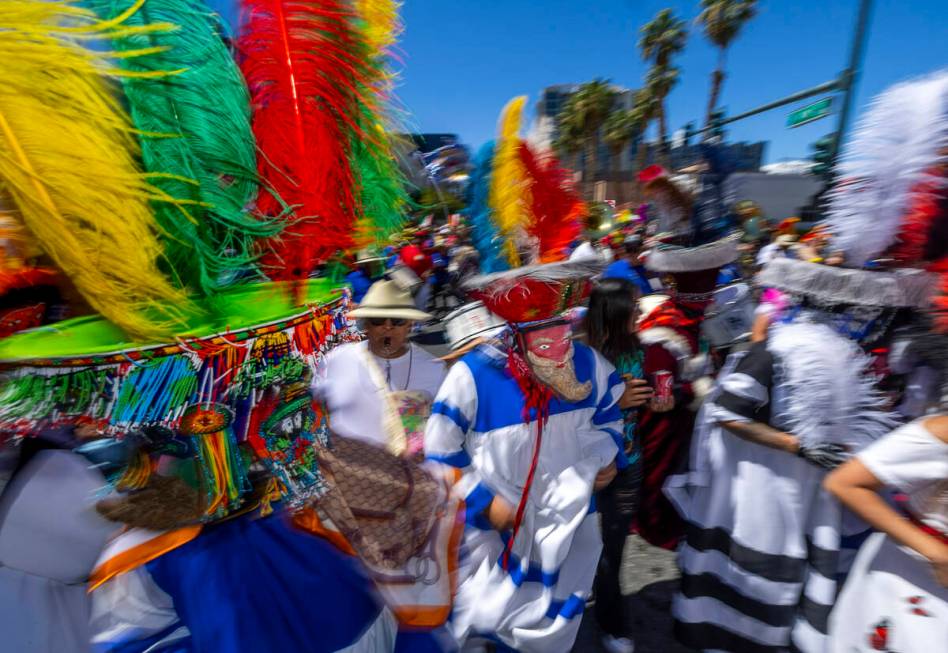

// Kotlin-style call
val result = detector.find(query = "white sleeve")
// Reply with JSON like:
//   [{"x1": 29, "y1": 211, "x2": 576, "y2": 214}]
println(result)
[
  {"x1": 424, "y1": 361, "x2": 498, "y2": 522},
  {"x1": 857, "y1": 422, "x2": 948, "y2": 493},
  {"x1": 91, "y1": 566, "x2": 190, "y2": 652}
]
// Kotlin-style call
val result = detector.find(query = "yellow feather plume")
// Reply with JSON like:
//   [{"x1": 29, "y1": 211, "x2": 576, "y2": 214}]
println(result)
[
  {"x1": 355, "y1": 0, "x2": 402, "y2": 61},
  {"x1": 0, "y1": 0, "x2": 189, "y2": 340},
  {"x1": 490, "y1": 96, "x2": 532, "y2": 267}
]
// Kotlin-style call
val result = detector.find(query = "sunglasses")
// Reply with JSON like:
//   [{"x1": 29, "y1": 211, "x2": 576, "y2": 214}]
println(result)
[{"x1": 367, "y1": 317, "x2": 408, "y2": 327}]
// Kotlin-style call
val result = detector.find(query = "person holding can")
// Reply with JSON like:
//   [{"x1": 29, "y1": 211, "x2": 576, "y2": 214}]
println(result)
[
  {"x1": 633, "y1": 235, "x2": 739, "y2": 551},
  {"x1": 584, "y1": 278, "x2": 653, "y2": 653}
]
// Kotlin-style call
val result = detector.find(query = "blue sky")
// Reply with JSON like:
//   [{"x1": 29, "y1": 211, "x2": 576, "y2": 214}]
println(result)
[{"x1": 210, "y1": 0, "x2": 947, "y2": 163}]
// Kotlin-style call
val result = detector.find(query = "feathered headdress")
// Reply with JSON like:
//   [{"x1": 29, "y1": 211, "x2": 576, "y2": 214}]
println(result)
[
  {"x1": 465, "y1": 141, "x2": 507, "y2": 273},
  {"x1": 0, "y1": 0, "x2": 188, "y2": 340},
  {"x1": 349, "y1": 0, "x2": 409, "y2": 249},
  {"x1": 239, "y1": 0, "x2": 370, "y2": 281},
  {"x1": 490, "y1": 96, "x2": 532, "y2": 267},
  {"x1": 825, "y1": 70, "x2": 948, "y2": 267},
  {"x1": 823, "y1": 69, "x2": 948, "y2": 331},
  {"x1": 87, "y1": 0, "x2": 282, "y2": 295},
  {"x1": 354, "y1": 0, "x2": 401, "y2": 60},
  {"x1": 518, "y1": 143, "x2": 582, "y2": 263},
  {"x1": 468, "y1": 97, "x2": 583, "y2": 269}
]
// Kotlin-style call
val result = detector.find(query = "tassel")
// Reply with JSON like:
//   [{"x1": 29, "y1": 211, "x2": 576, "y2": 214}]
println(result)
[
  {"x1": 179, "y1": 403, "x2": 248, "y2": 517},
  {"x1": 258, "y1": 477, "x2": 284, "y2": 516},
  {"x1": 490, "y1": 96, "x2": 532, "y2": 267},
  {"x1": 0, "y1": 0, "x2": 190, "y2": 339},
  {"x1": 238, "y1": 0, "x2": 370, "y2": 282},
  {"x1": 0, "y1": 367, "x2": 113, "y2": 424},
  {"x1": 112, "y1": 354, "x2": 198, "y2": 426},
  {"x1": 86, "y1": 0, "x2": 283, "y2": 295},
  {"x1": 116, "y1": 449, "x2": 153, "y2": 490}
]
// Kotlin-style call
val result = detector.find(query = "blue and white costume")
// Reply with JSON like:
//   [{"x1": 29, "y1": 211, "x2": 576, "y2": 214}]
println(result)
[
  {"x1": 90, "y1": 511, "x2": 396, "y2": 653},
  {"x1": 425, "y1": 342, "x2": 624, "y2": 652}
]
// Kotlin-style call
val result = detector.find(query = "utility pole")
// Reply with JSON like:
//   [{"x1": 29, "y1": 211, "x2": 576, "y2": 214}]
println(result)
[
  {"x1": 830, "y1": 0, "x2": 873, "y2": 165},
  {"x1": 694, "y1": 0, "x2": 874, "y2": 153}
]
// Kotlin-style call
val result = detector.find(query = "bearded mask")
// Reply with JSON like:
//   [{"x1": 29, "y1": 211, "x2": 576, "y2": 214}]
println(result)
[{"x1": 521, "y1": 321, "x2": 591, "y2": 403}]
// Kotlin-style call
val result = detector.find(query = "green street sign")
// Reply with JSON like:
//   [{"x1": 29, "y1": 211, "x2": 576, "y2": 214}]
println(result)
[{"x1": 787, "y1": 97, "x2": 834, "y2": 128}]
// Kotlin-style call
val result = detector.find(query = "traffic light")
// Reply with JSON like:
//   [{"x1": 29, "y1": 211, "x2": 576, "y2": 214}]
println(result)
[
  {"x1": 683, "y1": 121, "x2": 695, "y2": 146},
  {"x1": 811, "y1": 135, "x2": 834, "y2": 178},
  {"x1": 708, "y1": 109, "x2": 725, "y2": 142}
]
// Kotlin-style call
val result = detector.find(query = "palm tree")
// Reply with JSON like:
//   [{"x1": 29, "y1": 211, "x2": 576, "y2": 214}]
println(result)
[
  {"x1": 638, "y1": 9, "x2": 687, "y2": 167},
  {"x1": 697, "y1": 0, "x2": 757, "y2": 127},
  {"x1": 553, "y1": 119, "x2": 583, "y2": 179},
  {"x1": 631, "y1": 87, "x2": 658, "y2": 170},
  {"x1": 557, "y1": 79, "x2": 616, "y2": 196},
  {"x1": 602, "y1": 107, "x2": 646, "y2": 207},
  {"x1": 638, "y1": 8, "x2": 687, "y2": 68},
  {"x1": 645, "y1": 64, "x2": 680, "y2": 166}
]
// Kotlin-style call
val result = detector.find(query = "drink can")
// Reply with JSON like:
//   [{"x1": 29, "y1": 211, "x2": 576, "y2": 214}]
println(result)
[{"x1": 654, "y1": 370, "x2": 673, "y2": 401}]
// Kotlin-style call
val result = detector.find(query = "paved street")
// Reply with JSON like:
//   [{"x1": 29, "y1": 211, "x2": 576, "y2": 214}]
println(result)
[{"x1": 572, "y1": 535, "x2": 695, "y2": 653}]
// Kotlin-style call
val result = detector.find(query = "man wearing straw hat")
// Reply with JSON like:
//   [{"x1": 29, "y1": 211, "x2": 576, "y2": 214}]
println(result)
[{"x1": 313, "y1": 279, "x2": 446, "y2": 458}]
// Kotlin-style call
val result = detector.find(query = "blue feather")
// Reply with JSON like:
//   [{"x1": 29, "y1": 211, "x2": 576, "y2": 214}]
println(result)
[{"x1": 465, "y1": 141, "x2": 508, "y2": 273}]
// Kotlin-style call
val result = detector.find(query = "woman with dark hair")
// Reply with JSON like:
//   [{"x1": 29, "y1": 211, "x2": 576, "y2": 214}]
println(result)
[{"x1": 584, "y1": 277, "x2": 654, "y2": 653}]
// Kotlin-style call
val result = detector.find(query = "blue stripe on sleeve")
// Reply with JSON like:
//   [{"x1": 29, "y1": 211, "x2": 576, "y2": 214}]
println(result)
[
  {"x1": 545, "y1": 594, "x2": 586, "y2": 620},
  {"x1": 426, "y1": 449, "x2": 472, "y2": 468},
  {"x1": 464, "y1": 482, "x2": 495, "y2": 528},
  {"x1": 605, "y1": 369, "x2": 623, "y2": 390},
  {"x1": 592, "y1": 371, "x2": 623, "y2": 426},
  {"x1": 600, "y1": 426, "x2": 630, "y2": 469},
  {"x1": 592, "y1": 404, "x2": 623, "y2": 426},
  {"x1": 431, "y1": 401, "x2": 471, "y2": 433},
  {"x1": 497, "y1": 550, "x2": 561, "y2": 587}
]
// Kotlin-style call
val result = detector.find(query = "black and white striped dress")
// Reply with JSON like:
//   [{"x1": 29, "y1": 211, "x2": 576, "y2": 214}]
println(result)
[{"x1": 666, "y1": 321, "x2": 897, "y2": 653}]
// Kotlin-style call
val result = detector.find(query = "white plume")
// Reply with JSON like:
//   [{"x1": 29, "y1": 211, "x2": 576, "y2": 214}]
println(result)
[
  {"x1": 825, "y1": 69, "x2": 948, "y2": 266},
  {"x1": 768, "y1": 321, "x2": 898, "y2": 452}
]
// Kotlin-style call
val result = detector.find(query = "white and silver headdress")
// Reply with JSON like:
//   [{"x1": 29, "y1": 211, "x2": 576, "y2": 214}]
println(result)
[
  {"x1": 756, "y1": 258, "x2": 934, "y2": 310},
  {"x1": 824, "y1": 69, "x2": 948, "y2": 265}
]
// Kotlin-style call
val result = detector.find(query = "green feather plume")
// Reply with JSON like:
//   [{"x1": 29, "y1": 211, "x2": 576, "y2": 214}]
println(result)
[
  {"x1": 86, "y1": 0, "x2": 282, "y2": 294},
  {"x1": 350, "y1": 4, "x2": 409, "y2": 247},
  {"x1": 351, "y1": 113, "x2": 409, "y2": 244}
]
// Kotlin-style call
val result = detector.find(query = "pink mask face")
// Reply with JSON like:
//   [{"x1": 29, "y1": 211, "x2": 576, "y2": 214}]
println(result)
[{"x1": 523, "y1": 323, "x2": 573, "y2": 366}]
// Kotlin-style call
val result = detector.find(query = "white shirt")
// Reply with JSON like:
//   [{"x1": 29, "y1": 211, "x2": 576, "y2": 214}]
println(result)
[
  {"x1": 568, "y1": 242, "x2": 600, "y2": 262},
  {"x1": 858, "y1": 419, "x2": 948, "y2": 535},
  {"x1": 755, "y1": 242, "x2": 780, "y2": 266},
  {"x1": 313, "y1": 341, "x2": 447, "y2": 448}
]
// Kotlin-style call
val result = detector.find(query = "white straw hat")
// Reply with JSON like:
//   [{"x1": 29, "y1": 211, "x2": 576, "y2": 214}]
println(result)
[{"x1": 349, "y1": 280, "x2": 431, "y2": 321}]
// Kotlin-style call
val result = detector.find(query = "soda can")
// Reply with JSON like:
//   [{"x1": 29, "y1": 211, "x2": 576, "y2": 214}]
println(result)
[{"x1": 653, "y1": 370, "x2": 673, "y2": 401}]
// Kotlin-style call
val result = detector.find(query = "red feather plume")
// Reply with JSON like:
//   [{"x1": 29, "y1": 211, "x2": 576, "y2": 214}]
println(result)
[
  {"x1": 519, "y1": 143, "x2": 583, "y2": 262},
  {"x1": 885, "y1": 174, "x2": 947, "y2": 265},
  {"x1": 239, "y1": 0, "x2": 369, "y2": 280},
  {"x1": 929, "y1": 258, "x2": 948, "y2": 335}
]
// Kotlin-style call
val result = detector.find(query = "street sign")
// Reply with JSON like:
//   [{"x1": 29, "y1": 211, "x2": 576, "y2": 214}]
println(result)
[{"x1": 787, "y1": 97, "x2": 834, "y2": 128}]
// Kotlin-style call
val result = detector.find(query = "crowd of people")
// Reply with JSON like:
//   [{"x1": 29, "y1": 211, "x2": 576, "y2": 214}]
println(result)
[{"x1": 0, "y1": 5, "x2": 945, "y2": 651}]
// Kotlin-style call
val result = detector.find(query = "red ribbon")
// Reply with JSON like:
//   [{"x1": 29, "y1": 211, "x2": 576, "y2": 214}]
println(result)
[{"x1": 501, "y1": 343, "x2": 553, "y2": 570}]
